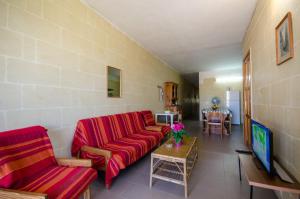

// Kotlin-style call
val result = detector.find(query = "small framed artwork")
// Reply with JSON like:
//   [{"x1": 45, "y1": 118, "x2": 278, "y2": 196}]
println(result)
[
  {"x1": 275, "y1": 12, "x2": 294, "y2": 65},
  {"x1": 107, "y1": 66, "x2": 122, "y2": 98}
]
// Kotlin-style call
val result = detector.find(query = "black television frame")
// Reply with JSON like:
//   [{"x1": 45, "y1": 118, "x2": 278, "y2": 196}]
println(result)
[{"x1": 251, "y1": 119, "x2": 274, "y2": 175}]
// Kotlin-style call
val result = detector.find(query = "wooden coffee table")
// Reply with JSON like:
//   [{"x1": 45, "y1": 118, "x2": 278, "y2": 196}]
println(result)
[{"x1": 149, "y1": 136, "x2": 198, "y2": 198}]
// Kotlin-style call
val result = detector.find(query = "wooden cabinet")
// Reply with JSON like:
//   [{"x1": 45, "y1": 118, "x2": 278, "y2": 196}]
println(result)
[
  {"x1": 164, "y1": 82, "x2": 182, "y2": 121},
  {"x1": 164, "y1": 82, "x2": 178, "y2": 108}
]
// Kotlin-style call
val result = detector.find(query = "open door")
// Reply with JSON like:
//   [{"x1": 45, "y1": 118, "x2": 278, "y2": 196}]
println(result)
[{"x1": 243, "y1": 52, "x2": 252, "y2": 147}]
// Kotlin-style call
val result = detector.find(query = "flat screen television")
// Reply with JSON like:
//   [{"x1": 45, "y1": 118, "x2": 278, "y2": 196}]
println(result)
[{"x1": 251, "y1": 120, "x2": 273, "y2": 175}]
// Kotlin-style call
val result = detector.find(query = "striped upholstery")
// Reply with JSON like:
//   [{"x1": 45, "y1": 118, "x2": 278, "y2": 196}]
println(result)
[
  {"x1": 128, "y1": 131, "x2": 162, "y2": 148},
  {"x1": 161, "y1": 125, "x2": 172, "y2": 135},
  {"x1": 71, "y1": 111, "x2": 165, "y2": 187},
  {"x1": 0, "y1": 126, "x2": 57, "y2": 188},
  {"x1": 130, "y1": 112, "x2": 146, "y2": 131},
  {"x1": 13, "y1": 166, "x2": 97, "y2": 199},
  {"x1": 121, "y1": 112, "x2": 137, "y2": 135},
  {"x1": 141, "y1": 110, "x2": 156, "y2": 126},
  {"x1": 72, "y1": 116, "x2": 114, "y2": 153},
  {"x1": 109, "y1": 114, "x2": 127, "y2": 138},
  {"x1": 141, "y1": 110, "x2": 171, "y2": 136},
  {"x1": 0, "y1": 126, "x2": 97, "y2": 199}
]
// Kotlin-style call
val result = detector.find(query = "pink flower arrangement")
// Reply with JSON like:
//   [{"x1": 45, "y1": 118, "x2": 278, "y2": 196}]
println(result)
[
  {"x1": 171, "y1": 122, "x2": 188, "y2": 144},
  {"x1": 171, "y1": 123, "x2": 185, "y2": 133}
]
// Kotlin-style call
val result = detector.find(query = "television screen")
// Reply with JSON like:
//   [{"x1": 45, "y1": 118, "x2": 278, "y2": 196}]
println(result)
[{"x1": 251, "y1": 120, "x2": 273, "y2": 174}]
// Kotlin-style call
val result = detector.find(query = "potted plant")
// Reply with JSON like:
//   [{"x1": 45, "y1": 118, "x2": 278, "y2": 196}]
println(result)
[{"x1": 171, "y1": 123, "x2": 188, "y2": 147}]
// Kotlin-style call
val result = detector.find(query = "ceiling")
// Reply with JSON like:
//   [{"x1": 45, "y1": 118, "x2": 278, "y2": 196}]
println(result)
[{"x1": 84, "y1": 0, "x2": 257, "y2": 74}]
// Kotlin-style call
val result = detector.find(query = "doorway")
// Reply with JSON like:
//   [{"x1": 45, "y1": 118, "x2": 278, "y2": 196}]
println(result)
[
  {"x1": 182, "y1": 73, "x2": 199, "y2": 120},
  {"x1": 243, "y1": 51, "x2": 252, "y2": 147}
]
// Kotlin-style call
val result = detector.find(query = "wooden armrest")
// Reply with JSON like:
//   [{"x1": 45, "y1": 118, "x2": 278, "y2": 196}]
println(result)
[
  {"x1": 81, "y1": 145, "x2": 112, "y2": 159},
  {"x1": 145, "y1": 126, "x2": 162, "y2": 132},
  {"x1": 81, "y1": 146, "x2": 112, "y2": 168},
  {"x1": 56, "y1": 158, "x2": 92, "y2": 167},
  {"x1": 0, "y1": 188, "x2": 47, "y2": 199},
  {"x1": 156, "y1": 123, "x2": 169, "y2": 126}
]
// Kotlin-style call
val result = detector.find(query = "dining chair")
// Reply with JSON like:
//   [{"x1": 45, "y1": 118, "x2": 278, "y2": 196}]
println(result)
[{"x1": 206, "y1": 112, "x2": 225, "y2": 139}]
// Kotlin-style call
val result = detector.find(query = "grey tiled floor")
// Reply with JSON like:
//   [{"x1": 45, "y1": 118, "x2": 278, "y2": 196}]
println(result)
[{"x1": 89, "y1": 121, "x2": 277, "y2": 199}]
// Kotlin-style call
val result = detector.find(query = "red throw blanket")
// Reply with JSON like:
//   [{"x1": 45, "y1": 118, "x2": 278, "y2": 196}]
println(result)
[
  {"x1": 0, "y1": 126, "x2": 97, "y2": 199},
  {"x1": 71, "y1": 112, "x2": 163, "y2": 186}
]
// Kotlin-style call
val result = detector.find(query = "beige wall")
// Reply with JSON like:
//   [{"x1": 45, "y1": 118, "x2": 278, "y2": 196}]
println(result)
[
  {"x1": 199, "y1": 77, "x2": 242, "y2": 120},
  {"x1": 0, "y1": 0, "x2": 182, "y2": 156},
  {"x1": 243, "y1": 0, "x2": 300, "y2": 198}
]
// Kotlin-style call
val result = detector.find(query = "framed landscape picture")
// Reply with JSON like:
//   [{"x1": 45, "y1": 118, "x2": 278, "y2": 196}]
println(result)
[
  {"x1": 275, "y1": 12, "x2": 294, "y2": 65},
  {"x1": 107, "y1": 66, "x2": 122, "y2": 98}
]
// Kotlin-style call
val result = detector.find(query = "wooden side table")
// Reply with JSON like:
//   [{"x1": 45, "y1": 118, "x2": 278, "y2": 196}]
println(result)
[{"x1": 150, "y1": 137, "x2": 198, "y2": 198}]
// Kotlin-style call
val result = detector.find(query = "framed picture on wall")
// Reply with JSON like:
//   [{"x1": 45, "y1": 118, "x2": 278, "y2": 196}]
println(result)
[
  {"x1": 107, "y1": 66, "x2": 122, "y2": 98},
  {"x1": 275, "y1": 12, "x2": 294, "y2": 65}
]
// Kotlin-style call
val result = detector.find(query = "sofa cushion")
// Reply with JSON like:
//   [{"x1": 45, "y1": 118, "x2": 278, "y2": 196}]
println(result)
[
  {"x1": 121, "y1": 112, "x2": 138, "y2": 135},
  {"x1": 0, "y1": 126, "x2": 57, "y2": 188},
  {"x1": 13, "y1": 165, "x2": 97, "y2": 199},
  {"x1": 105, "y1": 137, "x2": 152, "y2": 164},
  {"x1": 103, "y1": 129, "x2": 162, "y2": 166},
  {"x1": 120, "y1": 112, "x2": 148, "y2": 134},
  {"x1": 131, "y1": 130, "x2": 163, "y2": 147},
  {"x1": 82, "y1": 130, "x2": 162, "y2": 170},
  {"x1": 102, "y1": 130, "x2": 163, "y2": 183},
  {"x1": 106, "y1": 131, "x2": 162, "y2": 168},
  {"x1": 108, "y1": 114, "x2": 127, "y2": 139},
  {"x1": 141, "y1": 110, "x2": 156, "y2": 126},
  {"x1": 72, "y1": 116, "x2": 115, "y2": 156},
  {"x1": 102, "y1": 142, "x2": 139, "y2": 169},
  {"x1": 130, "y1": 112, "x2": 146, "y2": 131}
]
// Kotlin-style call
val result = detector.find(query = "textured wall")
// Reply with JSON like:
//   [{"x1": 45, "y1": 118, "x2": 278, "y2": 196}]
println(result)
[
  {"x1": 0, "y1": 0, "x2": 182, "y2": 156},
  {"x1": 243, "y1": 0, "x2": 300, "y2": 198}
]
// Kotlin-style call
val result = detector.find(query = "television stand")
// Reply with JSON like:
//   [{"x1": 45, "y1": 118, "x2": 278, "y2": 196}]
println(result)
[{"x1": 238, "y1": 154, "x2": 300, "y2": 199}]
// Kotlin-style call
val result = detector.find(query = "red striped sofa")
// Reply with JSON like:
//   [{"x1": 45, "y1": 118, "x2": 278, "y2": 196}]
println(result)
[
  {"x1": 71, "y1": 111, "x2": 170, "y2": 188},
  {"x1": 0, "y1": 126, "x2": 97, "y2": 199}
]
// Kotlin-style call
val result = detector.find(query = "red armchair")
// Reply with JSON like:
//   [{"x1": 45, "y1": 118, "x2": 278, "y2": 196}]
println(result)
[{"x1": 0, "y1": 126, "x2": 97, "y2": 199}]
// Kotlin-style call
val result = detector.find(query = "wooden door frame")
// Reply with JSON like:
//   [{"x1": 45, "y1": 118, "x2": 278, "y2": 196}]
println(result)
[
  {"x1": 243, "y1": 49, "x2": 253, "y2": 112},
  {"x1": 243, "y1": 49, "x2": 253, "y2": 147}
]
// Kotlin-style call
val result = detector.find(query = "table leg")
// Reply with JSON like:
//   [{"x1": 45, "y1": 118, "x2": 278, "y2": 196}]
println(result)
[
  {"x1": 250, "y1": 185, "x2": 253, "y2": 199},
  {"x1": 150, "y1": 155, "x2": 153, "y2": 188},
  {"x1": 184, "y1": 161, "x2": 188, "y2": 198},
  {"x1": 238, "y1": 156, "x2": 242, "y2": 182}
]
